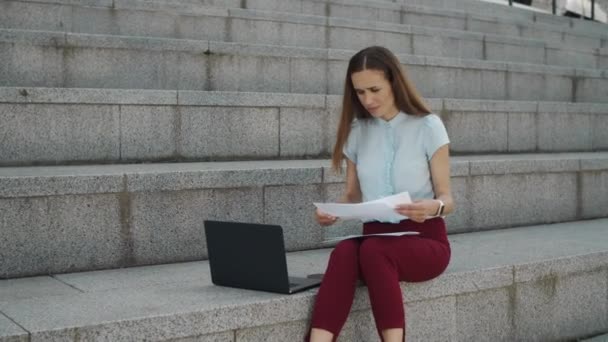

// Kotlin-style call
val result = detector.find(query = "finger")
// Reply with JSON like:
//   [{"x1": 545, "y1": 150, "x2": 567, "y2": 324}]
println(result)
[
  {"x1": 316, "y1": 212, "x2": 334, "y2": 220},
  {"x1": 316, "y1": 215, "x2": 328, "y2": 222},
  {"x1": 319, "y1": 216, "x2": 337, "y2": 224},
  {"x1": 396, "y1": 208, "x2": 424, "y2": 216},
  {"x1": 396, "y1": 203, "x2": 425, "y2": 211},
  {"x1": 395, "y1": 204, "x2": 412, "y2": 210},
  {"x1": 408, "y1": 203, "x2": 427, "y2": 210},
  {"x1": 396, "y1": 210, "x2": 413, "y2": 218}
]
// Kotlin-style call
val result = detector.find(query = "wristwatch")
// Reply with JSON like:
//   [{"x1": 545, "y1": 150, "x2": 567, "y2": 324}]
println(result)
[{"x1": 434, "y1": 199, "x2": 445, "y2": 217}]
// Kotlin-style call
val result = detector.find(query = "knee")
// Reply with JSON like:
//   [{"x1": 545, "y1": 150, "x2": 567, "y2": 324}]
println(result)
[
  {"x1": 330, "y1": 239, "x2": 359, "y2": 263},
  {"x1": 359, "y1": 239, "x2": 389, "y2": 269},
  {"x1": 359, "y1": 238, "x2": 385, "y2": 260}
]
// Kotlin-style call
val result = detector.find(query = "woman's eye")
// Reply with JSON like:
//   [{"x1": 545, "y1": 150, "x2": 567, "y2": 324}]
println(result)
[{"x1": 371, "y1": 88, "x2": 380, "y2": 93}]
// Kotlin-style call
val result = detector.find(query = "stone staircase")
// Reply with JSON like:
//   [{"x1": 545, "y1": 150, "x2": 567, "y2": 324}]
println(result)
[
  {"x1": 2, "y1": 0, "x2": 608, "y2": 68},
  {"x1": 1, "y1": 0, "x2": 607, "y2": 340}
]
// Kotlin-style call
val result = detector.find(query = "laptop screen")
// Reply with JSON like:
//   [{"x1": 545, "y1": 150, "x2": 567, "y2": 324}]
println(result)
[{"x1": 204, "y1": 220, "x2": 291, "y2": 293}]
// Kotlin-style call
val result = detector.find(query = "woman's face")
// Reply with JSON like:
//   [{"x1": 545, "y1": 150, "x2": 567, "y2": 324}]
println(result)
[{"x1": 351, "y1": 69, "x2": 399, "y2": 121}]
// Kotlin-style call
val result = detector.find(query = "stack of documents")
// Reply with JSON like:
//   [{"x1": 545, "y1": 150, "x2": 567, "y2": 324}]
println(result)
[
  {"x1": 323, "y1": 231, "x2": 419, "y2": 243},
  {"x1": 314, "y1": 191, "x2": 412, "y2": 222},
  {"x1": 315, "y1": 192, "x2": 419, "y2": 243}
]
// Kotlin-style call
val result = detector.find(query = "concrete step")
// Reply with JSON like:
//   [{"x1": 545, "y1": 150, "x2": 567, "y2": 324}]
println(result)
[
  {"x1": 1, "y1": 87, "x2": 607, "y2": 166},
  {"x1": 0, "y1": 219, "x2": 607, "y2": 340},
  {"x1": 109, "y1": 0, "x2": 608, "y2": 48},
  {"x1": 263, "y1": 0, "x2": 608, "y2": 40},
  {"x1": 1, "y1": 29, "x2": 607, "y2": 102},
  {"x1": 1, "y1": 152, "x2": 607, "y2": 278},
  {"x1": 67, "y1": 0, "x2": 607, "y2": 46},
  {"x1": 397, "y1": 0, "x2": 608, "y2": 35},
  {"x1": 1, "y1": 1, "x2": 606, "y2": 69}
]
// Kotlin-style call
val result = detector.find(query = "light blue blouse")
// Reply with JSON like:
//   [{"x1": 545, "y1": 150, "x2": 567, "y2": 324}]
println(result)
[{"x1": 343, "y1": 112, "x2": 450, "y2": 222}]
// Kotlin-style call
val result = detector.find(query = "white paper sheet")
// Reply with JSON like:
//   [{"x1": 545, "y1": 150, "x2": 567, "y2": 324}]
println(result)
[
  {"x1": 323, "y1": 231, "x2": 419, "y2": 243},
  {"x1": 313, "y1": 191, "x2": 412, "y2": 222}
]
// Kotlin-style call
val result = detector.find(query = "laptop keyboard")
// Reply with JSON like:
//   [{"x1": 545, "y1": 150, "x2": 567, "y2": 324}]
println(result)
[{"x1": 289, "y1": 283, "x2": 299, "y2": 287}]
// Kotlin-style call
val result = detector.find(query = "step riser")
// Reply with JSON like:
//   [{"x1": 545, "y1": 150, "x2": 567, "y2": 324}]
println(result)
[
  {"x1": 195, "y1": 269, "x2": 608, "y2": 342},
  {"x1": 1, "y1": 35, "x2": 607, "y2": 102},
  {"x1": 2, "y1": 159, "x2": 607, "y2": 278},
  {"x1": 1, "y1": 2, "x2": 605, "y2": 69},
  {"x1": 242, "y1": 0, "x2": 607, "y2": 48},
  {"x1": 241, "y1": 0, "x2": 608, "y2": 39},
  {"x1": 1, "y1": 93, "x2": 607, "y2": 165},
  {"x1": 398, "y1": 0, "x2": 608, "y2": 37},
  {"x1": 4, "y1": 0, "x2": 606, "y2": 47}
]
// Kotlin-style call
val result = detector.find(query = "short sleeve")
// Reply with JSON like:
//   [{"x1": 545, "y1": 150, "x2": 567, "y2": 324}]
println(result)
[
  {"x1": 343, "y1": 120, "x2": 360, "y2": 163},
  {"x1": 423, "y1": 114, "x2": 450, "y2": 161}
]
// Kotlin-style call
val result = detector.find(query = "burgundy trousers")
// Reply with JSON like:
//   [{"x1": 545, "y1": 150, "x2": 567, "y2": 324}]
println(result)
[{"x1": 308, "y1": 217, "x2": 451, "y2": 341}]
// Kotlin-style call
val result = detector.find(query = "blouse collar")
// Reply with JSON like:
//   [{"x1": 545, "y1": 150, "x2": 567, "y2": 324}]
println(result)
[{"x1": 375, "y1": 111, "x2": 407, "y2": 128}]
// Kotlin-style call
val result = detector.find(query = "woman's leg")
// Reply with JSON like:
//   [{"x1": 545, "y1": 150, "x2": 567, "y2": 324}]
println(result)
[
  {"x1": 359, "y1": 236, "x2": 450, "y2": 341},
  {"x1": 382, "y1": 329, "x2": 406, "y2": 342},
  {"x1": 308, "y1": 239, "x2": 362, "y2": 341}
]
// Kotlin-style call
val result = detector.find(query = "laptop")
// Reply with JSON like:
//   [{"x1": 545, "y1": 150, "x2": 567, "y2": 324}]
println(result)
[{"x1": 204, "y1": 220, "x2": 322, "y2": 294}]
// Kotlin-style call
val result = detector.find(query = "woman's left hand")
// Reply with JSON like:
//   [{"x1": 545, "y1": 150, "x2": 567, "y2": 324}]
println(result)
[{"x1": 395, "y1": 200, "x2": 439, "y2": 223}]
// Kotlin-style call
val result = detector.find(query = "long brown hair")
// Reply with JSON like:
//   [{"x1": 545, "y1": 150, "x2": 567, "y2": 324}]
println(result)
[{"x1": 331, "y1": 46, "x2": 431, "y2": 173}]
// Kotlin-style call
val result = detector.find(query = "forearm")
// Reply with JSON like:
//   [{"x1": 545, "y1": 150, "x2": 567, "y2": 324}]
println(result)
[
  {"x1": 434, "y1": 193, "x2": 454, "y2": 216},
  {"x1": 340, "y1": 192, "x2": 362, "y2": 204}
]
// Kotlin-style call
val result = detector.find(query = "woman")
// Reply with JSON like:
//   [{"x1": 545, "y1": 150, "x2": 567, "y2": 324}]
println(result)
[{"x1": 308, "y1": 46, "x2": 454, "y2": 342}]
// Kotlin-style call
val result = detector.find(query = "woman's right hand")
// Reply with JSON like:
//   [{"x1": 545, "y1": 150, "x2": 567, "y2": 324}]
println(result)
[{"x1": 315, "y1": 208, "x2": 338, "y2": 226}]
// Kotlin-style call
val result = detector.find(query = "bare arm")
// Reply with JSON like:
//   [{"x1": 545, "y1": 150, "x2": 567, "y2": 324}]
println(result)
[
  {"x1": 428, "y1": 144, "x2": 454, "y2": 215},
  {"x1": 395, "y1": 144, "x2": 454, "y2": 222},
  {"x1": 340, "y1": 159, "x2": 362, "y2": 203},
  {"x1": 316, "y1": 159, "x2": 362, "y2": 226}
]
